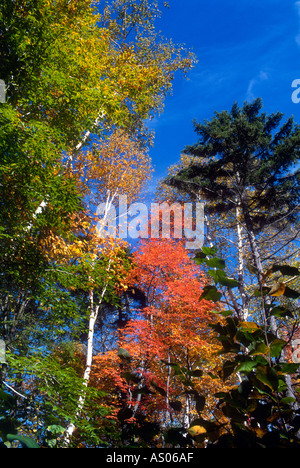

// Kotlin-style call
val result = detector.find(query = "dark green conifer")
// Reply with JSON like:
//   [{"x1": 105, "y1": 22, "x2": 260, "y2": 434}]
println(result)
[{"x1": 166, "y1": 98, "x2": 300, "y2": 232}]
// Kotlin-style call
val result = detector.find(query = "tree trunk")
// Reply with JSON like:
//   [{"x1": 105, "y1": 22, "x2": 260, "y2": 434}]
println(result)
[
  {"x1": 241, "y1": 205, "x2": 278, "y2": 332},
  {"x1": 27, "y1": 110, "x2": 105, "y2": 230},
  {"x1": 241, "y1": 205, "x2": 300, "y2": 425},
  {"x1": 236, "y1": 202, "x2": 249, "y2": 321},
  {"x1": 63, "y1": 262, "x2": 112, "y2": 446}
]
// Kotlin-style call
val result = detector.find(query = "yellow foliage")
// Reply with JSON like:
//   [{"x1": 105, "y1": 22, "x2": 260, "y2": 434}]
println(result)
[
  {"x1": 238, "y1": 321, "x2": 260, "y2": 332},
  {"x1": 74, "y1": 129, "x2": 153, "y2": 206},
  {"x1": 188, "y1": 426, "x2": 207, "y2": 437},
  {"x1": 269, "y1": 282, "x2": 286, "y2": 297}
]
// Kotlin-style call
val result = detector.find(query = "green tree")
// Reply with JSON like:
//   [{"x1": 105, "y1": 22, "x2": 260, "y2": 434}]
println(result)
[
  {"x1": 0, "y1": 0, "x2": 196, "y2": 446},
  {"x1": 165, "y1": 98, "x2": 300, "y2": 324},
  {"x1": 189, "y1": 248, "x2": 300, "y2": 448},
  {"x1": 161, "y1": 99, "x2": 300, "y2": 423}
]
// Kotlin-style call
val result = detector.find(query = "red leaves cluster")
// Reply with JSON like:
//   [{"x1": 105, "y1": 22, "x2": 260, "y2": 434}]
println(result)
[
  {"x1": 124, "y1": 238, "x2": 217, "y2": 349},
  {"x1": 92, "y1": 239, "x2": 223, "y2": 429}
]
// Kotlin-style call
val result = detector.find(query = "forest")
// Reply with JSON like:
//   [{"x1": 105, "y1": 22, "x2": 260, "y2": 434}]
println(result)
[{"x1": 0, "y1": 0, "x2": 300, "y2": 449}]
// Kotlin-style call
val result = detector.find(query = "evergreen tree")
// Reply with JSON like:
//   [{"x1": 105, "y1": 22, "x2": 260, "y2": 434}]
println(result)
[
  {"x1": 167, "y1": 98, "x2": 299, "y2": 225},
  {"x1": 164, "y1": 99, "x2": 300, "y2": 420},
  {"x1": 165, "y1": 98, "x2": 300, "y2": 318}
]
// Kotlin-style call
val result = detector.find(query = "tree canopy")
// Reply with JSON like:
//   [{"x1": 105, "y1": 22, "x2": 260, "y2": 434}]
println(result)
[
  {"x1": 0, "y1": 0, "x2": 299, "y2": 450},
  {"x1": 166, "y1": 98, "x2": 300, "y2": 228}
]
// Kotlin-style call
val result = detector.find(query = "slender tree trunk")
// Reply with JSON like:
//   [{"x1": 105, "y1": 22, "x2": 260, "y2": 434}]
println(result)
[
  {"x1": 241, "y1": 205, "x2": 300, "y2": 424},
  {"x1": 203, "y1": 198, "x2": 249, "y2": 320},
  {"x1": 165, "y1": 352, "x2": 172, "y2": 428},
  {"x1": 204, "y1": 213, "x2": 214, "y2": 249},
  {"x1": 236, "y1": 202, "x2": 249, "y2": 321},
  {"x1": 63, "y1": 260, "x2": 112, "y2": 446},
  {"x1": 241, "y1": 206, "x2": 278, "y2": 332},
  {"x1": 27, "y1": 110, "x2": 105, "y2": 230}
]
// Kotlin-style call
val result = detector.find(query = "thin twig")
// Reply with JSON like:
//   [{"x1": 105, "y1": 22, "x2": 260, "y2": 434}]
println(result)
[{"x1": 2, "y1": 381, "x2": 27, "y2": 399}]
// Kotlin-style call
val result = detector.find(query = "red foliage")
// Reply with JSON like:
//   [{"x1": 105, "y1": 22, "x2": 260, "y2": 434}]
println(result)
[{"x1": 92, "y1": 239, "x2": 224, "y2": 431}]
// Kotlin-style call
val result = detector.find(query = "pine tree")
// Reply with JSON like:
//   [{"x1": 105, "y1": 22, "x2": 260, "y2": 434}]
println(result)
[
  {"x1": 163, "y1": 99, "x2": 300, "y2": 421},
  {"x1": 165, "y1": 98, "x2": 300, "y2": 323}
]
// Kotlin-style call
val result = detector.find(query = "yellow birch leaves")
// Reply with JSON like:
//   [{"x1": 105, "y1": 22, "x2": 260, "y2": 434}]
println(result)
[{"x1": 74, "y1": 129, "x2": 153, "y2": 207}]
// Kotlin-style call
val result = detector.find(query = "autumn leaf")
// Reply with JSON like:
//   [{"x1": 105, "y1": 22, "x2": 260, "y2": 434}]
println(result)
[
  {"x1": 238, "y1": 322, "x2": 260, "y2": 333},
  {"x1": 188, "y1": 425, "x2": 207, "y2": 437},
  {"x1": 269, "y1": 282, "x2": 286, "y2": 297}
]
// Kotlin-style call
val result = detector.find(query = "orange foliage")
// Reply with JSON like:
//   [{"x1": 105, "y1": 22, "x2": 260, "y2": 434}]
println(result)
[{"x1": 92, "y1": 239, "x2": 231, "y2": 434}]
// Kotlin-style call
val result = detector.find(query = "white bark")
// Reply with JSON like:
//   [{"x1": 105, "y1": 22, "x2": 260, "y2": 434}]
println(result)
[
  {"x1": 26, "y1": 110, "x2": 105, "y2": 231},
  {"x1": 63, "y1": 260, "x2": 112, "y2": 446},
  {"x1": 236, "y1": 202, "x2": 249, "y2": 321}
]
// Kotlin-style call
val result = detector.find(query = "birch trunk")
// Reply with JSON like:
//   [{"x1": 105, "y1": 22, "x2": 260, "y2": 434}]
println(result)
[
  {"x1": 27, "y1": 110, "x2": 105, "y2": 230},
  {"x1": 63, "y1": 257, "x2": 112, "y2": 446},
  {"x1": 242, "y1": 206, "x2": 300, "y2": 424},
  {"x1": 236, "y1": 202, "x2": 249, "y2": 321},
  {"x1": 165, "y1": 353, "x2": 172, "y2": 429},
  {"x1": 241, "y1": 206, "x2": 278, "y2": 335}
]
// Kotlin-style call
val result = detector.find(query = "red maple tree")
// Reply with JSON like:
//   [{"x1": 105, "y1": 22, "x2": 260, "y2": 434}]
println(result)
[{"x1": 92, "y1": 239, "x2": 230, "y2": 444}]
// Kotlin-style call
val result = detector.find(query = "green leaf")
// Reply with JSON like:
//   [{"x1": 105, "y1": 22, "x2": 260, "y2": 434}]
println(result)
[
  {"x1": 214, "y1": 392, "x2": 228, "y2": 399},
  {"x1": 46, "y1": 425, "x2": 65, "y2": 435},
  {"x1": 218, "y1": 277, "x2": 239, "y2": 288},
  {"x1": 199, "y1": 285, "x2": 222, "y2": 302},
  {"x1": 117, "y1": 348, "x2": 131, "y2": 361},
  {"x1": 194, "y1": 252, "x2": 207, "y2": 264},
  {"x1": 0, "y1": 389, "x2": 15, "y2": 407},
  {"x1": 189, "y1": 369, "x2": 203, "y2": 378},
  {"x1": 280, "y1": 363, "x2": 300, "y2": 374},
  {"x1": 117, "y1": 407, "x2": 134, "y2": 422},
  {"x1": 281, "y1": 397, "x2": 296, "y2": 405},
  {"x1": 169, "y1": 401, "x2": 183, "y2": 412},
  {"x1": 161, "y1": 361, "x2": 182, "y2": 374},
  {"x1": 238, "y1": 321, "x2": 260, "y2": 333},
  {"x1": 207, "y1": 268, "x2": 238, "y2": 288},
  {"x1": 6, "y1": 434, "x2": 39, "y2": 448},
  {"x1": 270, "y1": 306, "x2": 293, "y2": 318},
  {"x1": 225, "y1": 317, "x2": 239, "y2": 338},
  {"x1": 250, "y1": 342, "x2": 270, "y2": 356},
  {"x1": 213, "y1": 309, "x2": 234, "y2": 317},
  {"x1": 269, "y1": 339, "x2": 286, "y2": 358},
  {"x1": 195, "y1": 395, "x2": 206, "y2": 413},
  {"x1": 151, "y1": 381, "x2": 167, "y2": 397},
  {"x1": 133, "y1": 386, "x2": 153, "y2": 397},
  {"x1": 271, "y1": 265, "x2": 300, "y2": 276},
  {"x1": 254, "y1": 287, "x2": 270, "y2": 297},
  {"x1": 237, "y1": 360, "x2": 258, "y2": 373},
  {"x1": 165, "y1": 428, "x2": 187, "y2": 446},
  {"x1": 222, "y1": 360, "x2": 237, "y2": 379},
  {"x1": 246, "y1": 263, "x2": 258, "y2": 274},
  {"x1": 256, "y1": 366, "x2": 279, "y2": 391},
  {"x1": 206, "y1": 257, "x2": 226, "y2": 269},
  {"x1": 122, "y1": 372, "x2": 141, "y2": 384},
  {"x1": 201, "y1": 246, "x2": 218, "y2": 256},
  {"x1": 283, "y1": 287, "x2": 300, "y2": 299}
]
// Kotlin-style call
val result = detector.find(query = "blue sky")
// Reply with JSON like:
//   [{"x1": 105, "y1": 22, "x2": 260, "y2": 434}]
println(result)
[{"x1": 148, "y1": 0, "x2": 300, "y2": 188}]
